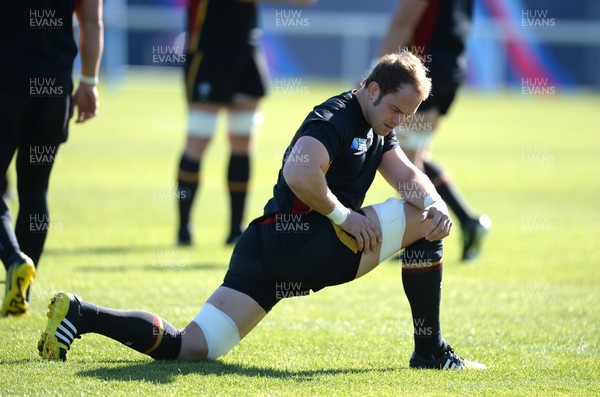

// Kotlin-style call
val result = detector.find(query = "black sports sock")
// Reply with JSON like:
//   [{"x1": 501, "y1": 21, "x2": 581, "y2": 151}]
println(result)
[
  {"x1": 423, "y1": 160, "x2": 473, "y2": 227},
  {"x1": 401, "y1": 238, "x2": 445, "y2": 356},
  {"x1": 79, "y1": 301, "x2": 182, "y2": 360},
  {"x1": 14, "y1": 146, "x2": 57, "y2": 266},
  {"x1": 177, "y1": 155, "x2": 200, "y2": 231},
  {"x1": 227, "y1": 154, "x2": 250, "y2": 237}
]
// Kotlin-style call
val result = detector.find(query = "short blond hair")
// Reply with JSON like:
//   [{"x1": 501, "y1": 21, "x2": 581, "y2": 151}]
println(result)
[{"x1": 362, "y1": 51, "x2": 432, "y2": 101}]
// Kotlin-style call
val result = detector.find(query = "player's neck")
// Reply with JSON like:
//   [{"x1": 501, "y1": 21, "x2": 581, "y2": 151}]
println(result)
[{"x1": 353, "y1": 87, "x2": 371, "y2": 126}]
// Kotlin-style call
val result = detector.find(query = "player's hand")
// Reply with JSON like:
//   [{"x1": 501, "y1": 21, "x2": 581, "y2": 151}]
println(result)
[
  {"x1": 73, "y1": 83, "x2": 99, "y2": 123},
  {"x1": 420, "y1": 201, "x2": 452, "y2": 241},
  {"x1": 339, "y1": 211, "x2": 382, "y2": 254}
]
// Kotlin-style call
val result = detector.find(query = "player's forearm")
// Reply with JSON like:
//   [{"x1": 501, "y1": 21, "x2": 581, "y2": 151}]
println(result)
[
  {"x1": 379, "y1": 149, "x2": 439, "y2": 209},
  {"x1": 398, "y1": 166, "x2": 440, "y2": 209},
  {"x1": 79, "y1": 20, "x2": 103, "y2": 79}
]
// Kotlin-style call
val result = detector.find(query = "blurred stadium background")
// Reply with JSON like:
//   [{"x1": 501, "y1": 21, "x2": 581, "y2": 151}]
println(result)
[{"x1": 95, "y1": 0, "x2": 600, "y2": 91}]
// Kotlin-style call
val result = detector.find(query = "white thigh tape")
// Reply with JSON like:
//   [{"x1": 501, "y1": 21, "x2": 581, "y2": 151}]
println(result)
[
  {"x1": 372, "y1": 198, "x2": 407, "y2": 263},
  {"x1": 193, "y1": 303, "x2": 240, "y2": 359}
]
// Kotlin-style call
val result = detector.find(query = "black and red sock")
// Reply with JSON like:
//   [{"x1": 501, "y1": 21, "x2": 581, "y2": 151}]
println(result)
[
  {"x1": 401, "y1": 238, "x2": 445, "y2": 356},
  {"x1": 78, "y1": 301, "x2": 182, "y2": 360}
]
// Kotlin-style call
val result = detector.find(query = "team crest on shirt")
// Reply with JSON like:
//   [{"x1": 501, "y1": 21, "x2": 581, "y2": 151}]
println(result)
[{"x1": 351, "y1": 129, "x2": 374, "y2": 155}]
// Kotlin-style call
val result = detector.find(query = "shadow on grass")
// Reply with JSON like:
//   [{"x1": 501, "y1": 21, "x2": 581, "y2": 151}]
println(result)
[
  {"x1": 44, "y1": 244, "x2": 228, "y2": 272},
  {"x1": 76, "y1": 262, "x2": 225, "y2": 273},
  {"x1": 45, "y1": 243, "x2": 213, "y2": 257},
  {"x1": 77, "y1": 360, "x2": 401, "y2": 383}
]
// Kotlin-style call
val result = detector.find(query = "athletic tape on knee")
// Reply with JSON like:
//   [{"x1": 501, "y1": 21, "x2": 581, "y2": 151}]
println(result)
[
  {"x1": 193, "y1": 303, "x2": 240, "y2": 359},
  {"x1": 227, "y1": 111, "x2": 263, "y2": 136},
  {"x1": 372, "y1": 198, "x2": 407, "y2": 263},
  {"x1": 188, "y1": 110, "x2": 218, "y2": 138},
  {"x1": 395, "y1": 128, "x2": 434, "y2": 151}
]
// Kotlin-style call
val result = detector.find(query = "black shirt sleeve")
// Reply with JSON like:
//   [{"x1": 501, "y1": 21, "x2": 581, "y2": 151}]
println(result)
[
  {"x1": 383, "y1": 131, "x2": 400, "y2": 153},
  {"x1": 301, "y1": 121, "x2": 348, "y2": 161}
]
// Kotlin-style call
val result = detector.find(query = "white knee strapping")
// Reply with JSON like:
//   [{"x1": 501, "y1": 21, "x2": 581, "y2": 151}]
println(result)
[
  {"x1": 372, "y1": 198, "x2": 407, "y2": 263},
  {"x1": 227, "y1": 111, "x2": 263, "y2": 136},
  {"x1": 193, "y1": 303, "x2": 240, "y2": 359},
  {"x1": 188, "y1": 110, "x2": 218, "y2": 138},
  {"x1": 395, "y1": 128, "x2": 434, "y2": 151}
]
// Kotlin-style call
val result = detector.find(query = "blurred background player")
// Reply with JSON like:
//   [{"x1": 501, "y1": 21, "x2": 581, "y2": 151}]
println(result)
[
  {"x1": 176, "y1": 0, "x2": 315, "y2": 246},
  {"x1": 0, "y1": 0, "x2": 103, "y2": 316},
  {"x1": 380, "y1": 0, "x2": 491, "y2": 261}
]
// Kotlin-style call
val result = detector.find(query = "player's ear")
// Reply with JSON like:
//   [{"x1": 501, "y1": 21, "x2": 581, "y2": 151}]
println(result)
[{"x1": 367, "y1": 81, "x2": 380, "y2": 102}]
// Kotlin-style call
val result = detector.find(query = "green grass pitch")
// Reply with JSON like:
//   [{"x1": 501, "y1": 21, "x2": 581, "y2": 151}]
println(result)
[{"x1": 1, "y1": 75, "x2": 599, "y2": 396}]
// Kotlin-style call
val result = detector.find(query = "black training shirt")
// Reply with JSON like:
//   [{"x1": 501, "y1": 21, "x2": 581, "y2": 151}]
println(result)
[{"x1": 261, "y1": 90, "x2": 399, "y2": 217}]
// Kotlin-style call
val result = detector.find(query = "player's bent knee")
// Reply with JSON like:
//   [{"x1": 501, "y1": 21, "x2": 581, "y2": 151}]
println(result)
[
  {"x1": 227, "y1": 110, "x2": 263, "y2": 136},
  {"x1": 193, "y1": 303, "x2": 241, "y2": 359},
  {"x1": 371, "y1": 197, "x2": 407, "y2": 263},
  {"x1": 188, "y1": 110, "x2": 218, "y2": 138}
]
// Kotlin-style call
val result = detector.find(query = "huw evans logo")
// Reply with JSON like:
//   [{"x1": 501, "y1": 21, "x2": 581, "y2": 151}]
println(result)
[
  {"x1": 29, "y1": 78, "x2": 64, "y2": 97},
  {"x1": 275, "y1": 9, "x2": 309, "y2": 28},
  {"x1": 275, "y1": 78, "x2": 309, "y2": 95},
  {"x1": 275, "y1": 282, "x2": 309, "y2": 298},
  {"x1": 30, "y1": 9, "x2": 63, "y2": 29},
  {"x1": 521, "y1": 78, "x2": 556, "y2": 95},
  {"x1": 400, "y1": 45, "x2": 432, "y2": 64},
  {"x1": 29, "y1": 146, "x2": 62, "y2": 165},
  {"x1": 521, "y1": 9, "x2": 556, "y2": 28},
  {"x1": 275, "y1": 213, "x2": 309, "y2": 233},
  {"x1": 283, "y1": 145, "x2": 310, "y2": 164}
]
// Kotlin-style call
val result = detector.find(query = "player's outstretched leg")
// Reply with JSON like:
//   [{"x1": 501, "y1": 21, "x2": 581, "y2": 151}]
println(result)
[
  {"x1": 38, "y1": 286, "x2": 266, "y2": 361},
  {"x1": 179, "y1": 286, "x2": 266, "y2": 359},
  {"x1": 354, "y1": 198, "x2": 486, "y2": 370},
  {"x1": 38, "y1": 292, "x2": 182, "y2": 361}
]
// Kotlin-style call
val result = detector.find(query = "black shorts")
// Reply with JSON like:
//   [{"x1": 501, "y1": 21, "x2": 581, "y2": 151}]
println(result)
[
  {"x1": 222, "y1": 211, "x2": 363, "y2": 312},
  {"x1": 419, "y1": 53, "x2": 465, "y2": 115},
  {"x1": 184, "y1": 49, "x2": 268, "y2": 104},
  {"x1": 0, "y1": 93, "x2": 72, "y2": 145}
]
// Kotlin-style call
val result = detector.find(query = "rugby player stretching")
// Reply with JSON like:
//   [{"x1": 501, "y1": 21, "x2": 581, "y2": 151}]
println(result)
[{"x1": 39, "y1": 52, "x2": 485, "y2": 370}]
